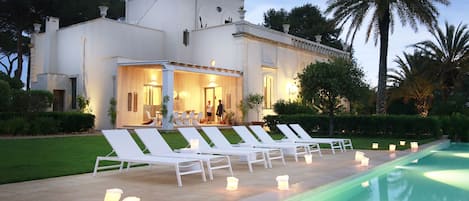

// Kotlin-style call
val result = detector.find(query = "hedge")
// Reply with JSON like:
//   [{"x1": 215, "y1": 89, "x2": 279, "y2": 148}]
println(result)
[
  {"x1": 0, "y1": 112, "x2": 95, "y2": 135},
  {"x1": 264, "y1": 114, "x2": 444, "y2": 139}
]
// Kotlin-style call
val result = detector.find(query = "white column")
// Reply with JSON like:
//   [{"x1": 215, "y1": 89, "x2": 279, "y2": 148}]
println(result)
[{"x1": 162, "y1": 64, "x2": 174, "y2": 129}]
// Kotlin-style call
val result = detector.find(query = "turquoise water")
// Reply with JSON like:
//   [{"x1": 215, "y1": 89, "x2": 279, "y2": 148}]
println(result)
[{"x1": 288, "y1": 143, "x2": 469, "y2": 201}]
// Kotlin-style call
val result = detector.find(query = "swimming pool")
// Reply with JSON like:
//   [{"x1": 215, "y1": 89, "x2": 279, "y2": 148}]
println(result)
[{"x1": 287, "y1": 142, "x2": 469, "y2": 201}]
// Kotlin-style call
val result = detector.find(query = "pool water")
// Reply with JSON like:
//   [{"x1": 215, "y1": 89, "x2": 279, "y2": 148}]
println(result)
[{"x1": 288, "y1": 143, "x2": 469, "y2": 201}]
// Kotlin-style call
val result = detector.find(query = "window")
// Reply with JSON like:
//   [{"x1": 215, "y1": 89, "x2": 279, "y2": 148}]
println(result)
[
  {"x1": 183, "y1": 29, "x2": 189, "y2": 46},
  {"x1": 70, "y1": 78, "x2": 77, "y2": 109},
  {"x1": 263, "y1": 75, "x2": 273, "y2": 109}
]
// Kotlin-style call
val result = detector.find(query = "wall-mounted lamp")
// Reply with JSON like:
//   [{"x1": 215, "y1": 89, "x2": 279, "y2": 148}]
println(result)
[{"x1": 210, "y1": 59, "x2": 216, "y2": 67}]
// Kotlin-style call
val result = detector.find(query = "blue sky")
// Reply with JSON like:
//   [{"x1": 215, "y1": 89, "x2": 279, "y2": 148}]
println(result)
[{"x1": 245, "y1": 0, "x2": 469, "y2": 87}]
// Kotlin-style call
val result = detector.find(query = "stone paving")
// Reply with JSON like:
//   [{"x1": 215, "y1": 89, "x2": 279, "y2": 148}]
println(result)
[{"x1": 0, "y1": 141, "x2": 443, "y2": 201}]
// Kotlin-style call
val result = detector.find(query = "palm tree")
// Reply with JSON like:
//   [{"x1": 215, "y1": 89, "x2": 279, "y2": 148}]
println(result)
[
  {"x1": 414, "y1": 22, "x2": 469, "y2": 100},
  {"x1": 326, "y1": 0, "x2": 449, "y2": 114},
  {"x1": 388, "y1": 52, "x2": 436, "y2": 116}
]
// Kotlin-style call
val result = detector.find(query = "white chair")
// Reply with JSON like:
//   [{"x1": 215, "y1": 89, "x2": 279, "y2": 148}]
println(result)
[
  {"x1": 178, "y1": 127, "x2": 267, "y2": 172},
  {"x1": 249, "y1": 125, "x2": 322, "y2": 157},
  {"x1": 93, "y1": 129, "x2": 206, "y2": 187},
  {"x1": 192, "y1": 112, "x2": 203, "y2": 126},
  {"x1": 183, "y1": 112, "x2": 192, "y2": 125},
  {"x1": 289, "y1": 124, "x2": 353, "y2": 152},
  {"x1": 145, "y1": 111, "x2": 157, "y2": 126},
  {"x1": 233, "y1": 126, "x2": 308, "y2": 163},
  {"x1": 134, "y1": 128, "x2": 233, "y2": 180},
  {"x1": 278, "y1": 124, "x2": 343, "y2": 154},
  {"x1": 201, "y1": 126, "x2": 285, "y2": 168},
  {"x1": 174, "y1": 112, "x2": 183, "y2": 126}
]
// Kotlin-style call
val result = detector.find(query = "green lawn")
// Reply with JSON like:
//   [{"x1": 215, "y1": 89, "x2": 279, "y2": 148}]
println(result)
[{"x1": 0, "y1": 129, "x2": 435, "y2": 184}]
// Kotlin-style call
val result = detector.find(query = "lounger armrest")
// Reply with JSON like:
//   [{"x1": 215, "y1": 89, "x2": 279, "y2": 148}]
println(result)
[
  {"x1": 233, "y1": 143, "x2": 253, "y2": 147},
  {"x1": 175, "y1": 148, "x2": 198, "y2": 154}
]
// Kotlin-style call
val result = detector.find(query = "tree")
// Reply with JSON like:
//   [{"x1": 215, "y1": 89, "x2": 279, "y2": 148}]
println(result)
[
  {"x1": 414, "y1": 22, "x2": 469, "y2": 101},
  {"x1": 263, "y1": 4, "x2": 343, "y2": 50},
  {"x1": 297, "y1": 58, "x2": 367, "y2": 135},
  {"x1": 326, "y1": 0, "x2": 449, "y2": 114}
]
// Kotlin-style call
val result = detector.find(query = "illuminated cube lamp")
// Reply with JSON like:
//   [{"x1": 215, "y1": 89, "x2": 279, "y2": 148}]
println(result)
[
  {"x1": 389, "y1": 144, "x2": 396, "y2": 152},
  {"x1": 355, "y1": 151, "x2": 365, "y2": 162},
  {"x1": 226, "y1": 177, "x2": 239, "y2": 191},
  {"x1": 276, "y1": 175, "x2": 289, "y2": 190},
  {"x1": 372, "y1": 143, "x2": 379, "y2": 149},
  {"x1": 122, "y1": 197, "x2": 141, "y2": 201},
  {"x1": 104, "y1": 188, "x2": 123, "y2": 201},
  {"x1": 361, "y1": 157, "x2": 369, "y2": 167},
  {"x1": 190, "y1": 139, "x2": 199, "y2": 151},
  {"x1": 399, "y1": 141, "x2": 406, "y2": 146},
  {"x1": 410, "y1": 142, "x2": 419, "y2": 151},
  {"x1": 304, "y1": 154, "x2": 313, "y2": 164}
]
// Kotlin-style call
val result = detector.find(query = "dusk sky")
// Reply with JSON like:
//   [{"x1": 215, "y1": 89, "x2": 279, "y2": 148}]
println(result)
[{"x1": 245, "y1": 0, "x2": 469, "y2": 87}]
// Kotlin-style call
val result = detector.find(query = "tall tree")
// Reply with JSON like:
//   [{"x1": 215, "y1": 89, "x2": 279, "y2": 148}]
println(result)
[
  {"x1": 414, "y1": 22, "x2": 469, "y2": 100},
  {"x1": 326, "y1": 0, "x2": 449, "y2": 114},
  {"x1": 297, "y1": 58, "x2": 367, "y2": 135},
  {"x1": 264, "y1": 4, "x2": 343, "y2": 50},
  {"x1": 388, "y1": 52, "x2": 436, "y2": 116}
]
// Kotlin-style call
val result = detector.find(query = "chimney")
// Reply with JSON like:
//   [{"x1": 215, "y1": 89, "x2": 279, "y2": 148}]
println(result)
[
  {"x1": 99, "y1": 6, "x2": 109, "y2": 18},
  {"x1": 45, "y1": 17, "x2": 59, "y2": 33},
  {"x1": 33, "y1": 23, "x2": 42, "y2": 33}
]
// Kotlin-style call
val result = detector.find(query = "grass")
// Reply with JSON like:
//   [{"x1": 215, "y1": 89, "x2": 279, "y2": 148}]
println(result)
[{"x1": 0, "y1": 129, "x2": 436, "y2": 184}]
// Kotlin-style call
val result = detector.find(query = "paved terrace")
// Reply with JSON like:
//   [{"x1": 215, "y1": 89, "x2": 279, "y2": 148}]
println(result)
[{"x1": 0, "y1": 141, "x2": 444, "y2": 201}]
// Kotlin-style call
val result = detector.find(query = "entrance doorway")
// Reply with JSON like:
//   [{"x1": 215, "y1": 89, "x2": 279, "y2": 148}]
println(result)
[
  {"x1": 204, "y1": 87, "x2": 222, "y2": 123},
  {"x1": 53, "y1": 90, "x2": 65, "y2": 112}
]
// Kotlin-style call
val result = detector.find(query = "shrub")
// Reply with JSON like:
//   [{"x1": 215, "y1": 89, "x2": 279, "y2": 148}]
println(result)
[
  {"x1": 0, "y1": 117, "x2": 29, "y2": 135},
  {"x1": 0, "y1": 80, "x2": 11, "y2": 112},
  {"x1": 273, "y1": 100, "x2": 317, "y2": 115},
  {"x1": 28, "y1": 117, "x2": 58, "y2": 135},
  {"x1": 28, "y1": 90, "x2": 53, "y2": 112}
]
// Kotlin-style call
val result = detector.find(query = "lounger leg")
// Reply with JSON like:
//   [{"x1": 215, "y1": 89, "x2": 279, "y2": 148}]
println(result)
[
  {"x1": 265, "y1": 152, "x2": 272, "y2": 168},
  {"x1": 280, "y1": 150, "x2": 286, "y2": 166},
  {"x1": 175, "y1": 164, "x2": 182, "y2": 187},
  {"x1": 206, "y1": 160, "x2": 214, "y2": 181},
  {"x1": 248, "y1": 161, "x2": 253, "y2": 173},
  {"x1": 227, "y1": 156, "x2": 234, "y2": 176},
  {"x1": 262, "y1": 152, "x2": 268, "y2": 169},
  {"x1": 200, "y1": 161, "x2": 207, "y2": 182},
  {"x1": 93, "y1": 158, "x2": 100, "y2": 176},
  {"x1": 317, "y1": 144, "x2": 322, "y2": 157},
  {"x1": 331, "y1": 143, "x2": 336, "y2": 155},
  {"x1": 119, "y1": 162, "x2": 124, "y2": 172}
]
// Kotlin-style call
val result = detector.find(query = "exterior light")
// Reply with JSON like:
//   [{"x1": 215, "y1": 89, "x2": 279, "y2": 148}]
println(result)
[
  {"x1": 411, "y1": 142, "x2": 418, "y2": 152},
  {"x1": 399, "y1": 141, "x2": 406, "y2": 146},
  {"x1": 226, "y1": 177, "x2": 239, "y2": 191},
  {"x1": 361, "y1": 157, "x2": 369, "y2": 167},
  {"x1": 210, "y1": 59, "x2": 216, "y2": 67},
  {"x1": 372, "y1": 143, "x2": 379, "y2": 149},
  {"x1": 122, "y1": 197, "x2": 140, "y2": 201},
  {"x1": 276, "y1": 175, "x2": 289, "y2": 190},
  {"x1": 389, "y1": 144, "x2": 396, "y2": 152},
  {"x1": 103, "y1": 188, "x2": 123, "y2": 201},
  {"x1": 355, "y1": 151, "x2": 365, "y2": 162},
  {"x1": 304, "y1": 154, "x2": 313, "y2": 164},
  {"x1": 190, "y1": 139, "x2": 199, "y2": 151},
  {"x1": 361, "y1": 181, "x2": 369, "y2": 187}
]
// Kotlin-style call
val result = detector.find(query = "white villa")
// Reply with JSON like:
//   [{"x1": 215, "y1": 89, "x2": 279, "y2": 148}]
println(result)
[{"x1": 29, "y1": 0, "x2": 348, "y2": 129}]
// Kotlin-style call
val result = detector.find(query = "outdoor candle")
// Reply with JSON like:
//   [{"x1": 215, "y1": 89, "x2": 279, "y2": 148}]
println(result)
[
  {"x1": 190, "y1": 139, "x2": 199, "y2": 151},
  {"x1": 389, "y1": 144, "x2": 396, "y2": 152},
  {"x1": 276, "y1": 175, "x2": 289, "y2": 190},
  {"x1": 103, "y1": 188, "x2": 123, "y2": 201},
  {"x1": 355, "y1": 151, "x2": 365, "y2": 162},
  {"x1": 122, "y1": 197, "x2": 141, "y2": 201},
  {"x1": 361, "y1": 157, "x2": 369, "y2": 166},
  {"x1": 411, "y1": 142, "x2": 418, "y2": 151},
  {"x1": 226, "y1": 177, "x2": 239, "y2": 191},
  {"x1": 400, "y1": 141, "x2": 406, "y2": 146},
  {"x1": 372, "y1": 143, "x2": 379, "y2": 149},
  {"x1": 304, "y1": 154, "x2": 313, "y2": 164}
]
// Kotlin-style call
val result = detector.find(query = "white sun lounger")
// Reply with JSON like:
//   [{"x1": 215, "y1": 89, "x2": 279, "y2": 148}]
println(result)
[
  {"x1": 233, "y1": 126, "x2": 309, "y2": 162},
  {"x1": 201, "y1": 126, "x2": 285, "y2": 168},
  {"x1": 93, "y1": 129, "x2": 206, "y2": 187},
  {"x1": 249, "y1": 125, "x2": 322, "y2": 157},
  {"x1": 134, "y1": 128, "x2": 233, "y2": 180},
  {"x1": 278, "y1": 124, "x2": 344, "y2": 154},
  {"x1": 289, "y1": 124, "x2": 354, "y2": 152},
  {"x1": 178, "y1": 127, "x2": 267, "y2": 172}
]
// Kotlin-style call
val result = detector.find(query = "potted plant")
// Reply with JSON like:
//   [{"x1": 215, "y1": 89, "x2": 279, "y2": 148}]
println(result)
[{"x1": 245, "y1": 93, "x2": 264, "y2": 125}]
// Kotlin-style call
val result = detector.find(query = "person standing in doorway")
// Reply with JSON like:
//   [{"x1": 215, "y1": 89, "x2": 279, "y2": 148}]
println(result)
[
  {"x1": 216, "y1": 99, "x2": 224, "y2": 124},
  {"x1": 206, "y1": 100, "x2": 213, "y2": 123}
]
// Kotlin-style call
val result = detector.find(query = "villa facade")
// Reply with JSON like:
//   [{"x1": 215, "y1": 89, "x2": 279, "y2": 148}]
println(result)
[{"x1": 29, "y1": 0, "x2": 348, "y2": 129}]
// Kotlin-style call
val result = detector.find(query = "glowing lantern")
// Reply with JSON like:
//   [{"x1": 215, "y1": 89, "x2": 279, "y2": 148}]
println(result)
[
  {"x1": 361, "y1": 157, "x2": 369, "y2": 167},
  {"x1": 389, "y1": 144, "x2": 396, "y2": 152},
  {"x1": 276, "y1": 175, "x2": 289, "y2": 190},
  {"x1": 399, "y1": 141, "x2": 406, "y2": 146},
  {"x1": 361, "y1": 181, "x2": 369, "y2": 187},
  {"x1": 190, "y1": 139, "x2": 199, "y2": 151},
  {"x1": 122, "y1": 197, "x2": 140, "y2": 201},
  {"x1": 103, "y1": 188, "x2": 123, "y2": 201},
  {"x1": 226, "y1": 176, "x2": 239, "y2": 191},
  {"x1": 372, "y1": 143, "x2": 379, "y2": 149},
  {"x1": 411, "y1": 142, "x2": 419, "y2": 152},
  {"x1": 304, "y1": 154, "x2": 313, "y2": 164},
  {"x1": 355, "y1": 151, "x2": 365, "y2": 162}
]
